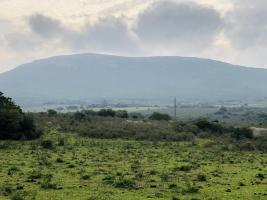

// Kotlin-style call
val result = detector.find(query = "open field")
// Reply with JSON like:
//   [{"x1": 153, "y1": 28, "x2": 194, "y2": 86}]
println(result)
[{"x1": 0, "y1": 132, "x2": 266, "y2": 200}]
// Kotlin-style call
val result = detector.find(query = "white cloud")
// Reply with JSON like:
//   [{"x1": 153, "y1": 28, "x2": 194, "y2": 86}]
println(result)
[
  {"x1": 225, "y1": 0, "x2": 267, "y2": 49},
  {"x1": 134, "y1": 1, "x2": 224, "y2": 51},
  {"x1": 1, "y1": 0, "x2": 267, "y2": 72}
]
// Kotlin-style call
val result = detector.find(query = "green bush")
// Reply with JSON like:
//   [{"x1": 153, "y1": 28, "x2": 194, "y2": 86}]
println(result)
[
  {"x1": 197, "y1": 174, "x2": 207, "y2": 182},
  {"x1": 97, "y1": 109, "x2": 116, "y2": 117},
  {"x1": 149, "y1": 112, "x2": 171, "y2": 121},
  {"x1": 47, "y1": 109, "x2": 57, "y2": 116},
  {"x1": 195, "y1": 118, "x2": 224, "y2": 134},
  {"x1": 10, "y1": 191, "x2": 25, "y2": 200},
  {"x1": 41, "y1": 140, "x2": 54, "y2": 149},
  {"x1": 231, "y1": 128, "x2": 253, "y2": 140},
  {"x1": 114, "y1": 178, "x2": 138, "y2": 189}
]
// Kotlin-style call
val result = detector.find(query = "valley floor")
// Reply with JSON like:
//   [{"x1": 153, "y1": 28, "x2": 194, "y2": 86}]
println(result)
[{"x1": 0, "y1": 132, "x2": 266, "y2": 200}]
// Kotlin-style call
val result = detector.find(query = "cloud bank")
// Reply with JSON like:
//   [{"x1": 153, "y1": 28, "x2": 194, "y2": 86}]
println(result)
[
  {"x1": 135, "y1": 1, "x2": 223, "y2": 50},
  {"x1": 1, "y1": 0, "x2": 267, "y2": 72}
]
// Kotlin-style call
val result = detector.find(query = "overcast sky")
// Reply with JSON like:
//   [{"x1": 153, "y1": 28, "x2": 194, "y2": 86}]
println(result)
[{"x1": 0, "y1": 0, "x2": 267, "y2": 72}]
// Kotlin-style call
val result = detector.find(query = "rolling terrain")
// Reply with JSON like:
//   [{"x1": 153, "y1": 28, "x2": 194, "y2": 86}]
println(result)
[{"x1": 1, "y1": 54, "x2": 267, "y2": 105}]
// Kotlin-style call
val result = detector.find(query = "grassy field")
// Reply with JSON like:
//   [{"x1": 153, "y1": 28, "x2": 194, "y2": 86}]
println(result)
[{"x1": 0, "y1": 132, "x2": 266, "y2": 200}]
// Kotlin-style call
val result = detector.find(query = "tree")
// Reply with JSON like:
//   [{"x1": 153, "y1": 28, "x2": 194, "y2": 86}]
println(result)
[
  {"x1": 0, "y1": 92, "x2": 41, "y2": 140},
  {"x1": 0, "y1": 92, "x2": 22, "y2": 112},
  {"x1": 116, "y1": 110, "x2": 128, "y2": 118}
]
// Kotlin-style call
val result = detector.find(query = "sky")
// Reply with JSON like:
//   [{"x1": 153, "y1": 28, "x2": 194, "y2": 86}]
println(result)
[{"x1": 0, "y1": 0, "x2": 267, "y2": 73}]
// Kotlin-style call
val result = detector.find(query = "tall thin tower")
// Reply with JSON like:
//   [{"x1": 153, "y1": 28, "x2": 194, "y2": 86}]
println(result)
[{"x1": 174, "y1": 97, "x2": 177, "y2": 120}]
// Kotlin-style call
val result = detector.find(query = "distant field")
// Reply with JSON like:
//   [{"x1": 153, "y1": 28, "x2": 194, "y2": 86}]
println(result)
[
  {"x1": 139, "y1": 107, "x2": 218, "y2": 119},
  {"x1": 23, "y1": 105, "x2": 218, "y2": 120},
  {"x1": 0, "y1": 132, "x2": 266, "y2": 200},
  {"x1": 22, "y1": 105, "x2": 162, "y2": 113}
]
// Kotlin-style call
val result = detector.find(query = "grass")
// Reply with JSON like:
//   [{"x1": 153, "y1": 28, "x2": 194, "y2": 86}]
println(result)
[{"x1": 0, "y1": 131, "x2": 266, "y2": 200}]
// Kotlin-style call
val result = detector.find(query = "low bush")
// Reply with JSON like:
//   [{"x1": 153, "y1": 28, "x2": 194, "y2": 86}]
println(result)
[
  {"x1": 231, "y1": 128, "x2": 253, "y2": 140},
  {"x1": 10, "y1": 191, "x2": 25, "y2": 200},
  {"x1": 149, "y1": 112, "x2": 171, "y2": 121},
  {"x1": 197, "y1": 174, "x2": 207, "y2": 182},
  {"x1": 97, "y1": 109, "x2": 116, "y2": 117},
  {"x1": 41, "y1": 140, "x2": 53, "y2": 149},
  {"x1": 114, "y1": 178, "x2": 138, "y2": 189},
  {"x1": 195, "y1": 118, "x2": 225, "y2": 134},
  {"x1": 47, "y1": 109, "x2": 57, "y2": 116}
]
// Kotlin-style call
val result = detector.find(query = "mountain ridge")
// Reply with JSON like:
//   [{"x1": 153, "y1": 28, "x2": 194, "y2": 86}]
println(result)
[{"x1": 1, "y1": 53, "x2": 267, "y2": 105}]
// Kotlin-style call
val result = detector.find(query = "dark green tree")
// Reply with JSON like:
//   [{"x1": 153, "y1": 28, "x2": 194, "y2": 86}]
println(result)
[
  {"x1": 0, "y1": 92, "x2": 22, "y2": 112},
  {"x1": 0, "y1": 92, "x2": 41, "y2": 140}
]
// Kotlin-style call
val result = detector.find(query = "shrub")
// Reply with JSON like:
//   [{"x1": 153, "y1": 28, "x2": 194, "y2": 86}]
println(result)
[
  {"x1": 56, "y1": 158, "x2": 64, "y2": 163},
  {"x1": 173, "y1": 165, "x2": 192, "y2": 172},
  {"x1": 174, "y1": 121, "x2": 199, "y2": 135},
  {"x1": 116, "y1": 110, "x2": 128, "y2": 118},
  {"x1": 41, "y1": 140, "x2": 53, "y2": 149},
  {"x1": 114, "y1": 178, "x2": 138, "y2": 189},
  {"x1": 183, "y1": 183, "x2": 200, "y2": 193},
  {"x1": 28, "y1": 170, "x2": 42, "y2": 179},
  {"x1": 149, "y1": 112, "x2": 171, "y2": 121},
  {"x1": 58, "y1": 138, "x2": 65, "y2": 146},
  {"x1": 256, "y1": 173, "x2": 265, "y2": 180},
  {"x1": 10, "y1": 191, "x2": 25, "y2": 200},
  {"x1": 81, "y1": 175, "x2": 91, "y2": 180},
  {"x1": 47, "y1": 109, "x2": 57, "y2": 116},
  {"x1": 129, "y1": 112, "x2": 143, "y2": 119},
  {"x1": 1, "y1": 185, "x2": 14, "y2": 195},
  {"x1": 195, "y1": 118, "x2": 224, "y2": 134},
  {"x1": 41, "y1": 180, "x2": 57, "y2": 189},
  {"x1": 73, "y1": 112, "x2": 88, "y2": 121},
  {"x1": 97, "y1": 109, "x2": 116, "y2": 117},
  {"x1": 231, "y1": 128, "x2": 253, "y2": 140},
  {"x1": 169, "y1": 184, "x2": 177, "y2": 189},
  {"x1": 41, "y1": 174, "x2": 57, "y2": 189},
  {"x1": 197, "y1": 174, "x2": 207, "y2": 182},
  {"x1": 84, "y1": 110, "x2": 97, "y2": 116},
  {"x1": 19, "y1": 114, "x2": 42, "y2": 140},
  {"x1": 102, "y1": 175, "x2": 115, "y2": 184},
  {"x1": 178, "y1": 165, "x2": 192, "y2": 172}
]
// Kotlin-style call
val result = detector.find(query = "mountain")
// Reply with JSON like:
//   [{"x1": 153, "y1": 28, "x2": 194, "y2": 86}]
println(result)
[{"x1": 1, "y1": 53, "x2": 267, "y2": 105}]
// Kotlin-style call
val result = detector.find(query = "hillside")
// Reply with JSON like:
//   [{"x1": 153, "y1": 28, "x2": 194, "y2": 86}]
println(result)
[{"x1": 1, "y1": 53, "x2": 267, "y2": 105}]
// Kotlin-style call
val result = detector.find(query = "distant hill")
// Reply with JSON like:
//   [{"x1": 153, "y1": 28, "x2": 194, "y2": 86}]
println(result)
[{"x1": 1, "y1": 53, "x2": 267, "y2": 105}]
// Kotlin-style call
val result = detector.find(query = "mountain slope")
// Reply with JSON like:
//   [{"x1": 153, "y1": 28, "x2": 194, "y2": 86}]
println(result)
[{"x1": 1, "y1": 53, "x2": 267, "y2": 104}]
